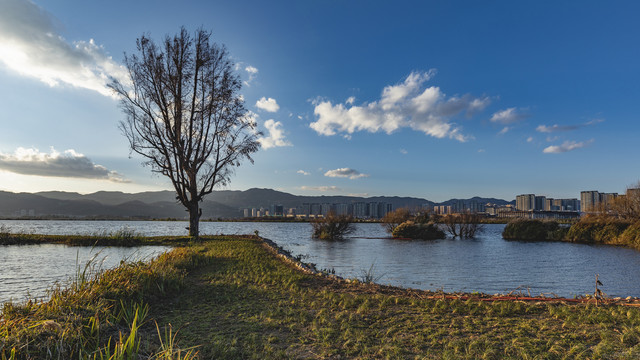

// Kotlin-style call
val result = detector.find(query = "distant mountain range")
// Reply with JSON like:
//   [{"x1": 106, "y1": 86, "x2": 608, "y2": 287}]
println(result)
[{"x1": 0, "y1": 188, "x2": 514, "y2": 219}]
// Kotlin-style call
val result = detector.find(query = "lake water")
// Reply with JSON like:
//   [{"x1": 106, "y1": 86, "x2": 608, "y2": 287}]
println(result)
[
  {"x1": 0, "y1": 244, "x2": 170, "y2": 304},
  {"x1": 2, "y1": 220, "x2": 640, "y2": 302}
]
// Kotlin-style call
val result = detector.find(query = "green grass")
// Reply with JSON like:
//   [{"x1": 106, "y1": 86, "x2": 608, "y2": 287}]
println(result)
[{"x1": 4, "y1": 236, "x2": 640, "y2": 359}]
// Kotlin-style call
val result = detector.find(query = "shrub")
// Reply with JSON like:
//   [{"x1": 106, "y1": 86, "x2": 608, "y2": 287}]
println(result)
[
  {"x1": 311, "y1": 212, "x2": 355, "y2": 240},
  {"x1": 502, "y1": 219, "x2": 567, "y2": 241},
  {"x1": 565, "y1": 217, "x2": 630, "y2": 244},
  {"x1": 619, "y1": 221, "x2": 640, "y2": 248},
  {"x1": 381, "y1": 208, "x2": 412, "y2": 234},
  {"x1": 391, "y1": 221, "x2": 445, "y2": 240}
]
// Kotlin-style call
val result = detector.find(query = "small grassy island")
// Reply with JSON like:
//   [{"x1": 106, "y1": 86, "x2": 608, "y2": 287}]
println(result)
[{"x1": 3, "y1": 235, "x2": 640, "y2": 359}]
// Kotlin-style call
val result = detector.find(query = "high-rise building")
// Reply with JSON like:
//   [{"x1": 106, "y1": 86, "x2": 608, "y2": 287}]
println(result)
[
  {"x1": 581, "y1": 191, "x2": 617, "y2": 213},
  {"x1": 562, "y1": 198, "x2": 579, "y2": 211},
  {"x1": 334, "y1": 203, "x2": 351, "y2": 216},
  {"x1": 581, "y1": 191, "x2": 600, "y2": 212},
  {"x1": 516, "y1": 194, "x2": 535, "y2": 211},
  {"x1": 353, "y1": 202, "x2": 368, "y2": 218}
]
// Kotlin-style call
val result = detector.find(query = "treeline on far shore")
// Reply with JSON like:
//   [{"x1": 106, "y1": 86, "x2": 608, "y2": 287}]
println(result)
[{"x1": 503, "y1": 217, "x2": 640, "y2": 251}]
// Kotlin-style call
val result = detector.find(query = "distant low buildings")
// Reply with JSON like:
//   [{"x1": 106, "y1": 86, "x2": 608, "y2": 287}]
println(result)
[{"x1": 242, "y1": 201, "x2": 393, "y2": 219}]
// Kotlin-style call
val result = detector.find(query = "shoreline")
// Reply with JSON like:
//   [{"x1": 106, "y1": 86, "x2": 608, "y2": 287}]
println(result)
[{"x1": 258, "y1": 235, "x2": 640, "y2": 306}]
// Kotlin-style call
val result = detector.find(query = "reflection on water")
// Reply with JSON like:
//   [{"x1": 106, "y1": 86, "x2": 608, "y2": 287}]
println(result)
[{"x1": 2, "y1": 220, "x2": 640, "y2": 298}]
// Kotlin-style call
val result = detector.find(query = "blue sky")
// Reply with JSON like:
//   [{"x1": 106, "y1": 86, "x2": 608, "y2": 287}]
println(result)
[{"x1": 0, "y1": 0, "x2": 638, "y2": 202}]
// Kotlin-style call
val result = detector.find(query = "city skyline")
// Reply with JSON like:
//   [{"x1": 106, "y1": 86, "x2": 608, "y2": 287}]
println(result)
[{"x1": 1, "y1": 1, "x2": 639, "y2": 202}]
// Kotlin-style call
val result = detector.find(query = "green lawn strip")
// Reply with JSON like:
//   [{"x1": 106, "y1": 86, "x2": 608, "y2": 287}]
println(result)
[{"x1": 147, "y1": 238, "x2": 640, "y2": 359}]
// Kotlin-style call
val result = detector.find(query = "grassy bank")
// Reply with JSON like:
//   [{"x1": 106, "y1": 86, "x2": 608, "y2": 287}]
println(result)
[
  {"x1": 4, "y1": 236, "x2": 640, "y2": 359},
  {"x1": 0, "y1": 226, "x2": 199, "y2": 247}
]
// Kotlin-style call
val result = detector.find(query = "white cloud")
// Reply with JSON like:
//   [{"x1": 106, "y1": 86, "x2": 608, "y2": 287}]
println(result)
[
  {"x1": 245, "y1": 65, "x2": 258, "y2": 75},
  {"x1": 543, "y1": 140, "x2": 593, "y2": 154},
  {"x1": 498, "y1": 127, "x2": 510, "y2": 135},
  {"x1": 490, "y1": 108, "x2": 528, "y2": 124},
  {"x1": 255, "y1": 97, "x2": 280, "y2": 112},
  {"x1": 346, "y1": 96, "x2": 355, "y2": 105},
  {"x1": 243, "y1": 65, "x2": 258, "y2": 86},
  {"x1": 537, "y1": 124, "x2": 577, "y2": 133},
  {"x1": 300, "y1": 185, "x2": 340, "y2": 192},
  {"x1": 0, "y1": 147, "x2": 127, "y2": 182},
  {"x1": 478, "y1": 149, "x2": 486, "y2": 153},
  {"x1": 537, "y1": 119, "x2": 603, "y2": 133},
  {"x1": 400, "y1": 149, "x2": 408, "y2": 155},
  {"x1": 310, "y1": 71, "x2": 490, "y2": 142},
  {"x1": 526, "y1": 137, "x2": 534, "y2": 143},
  {"x1": 0, "y1": 0, "x2": 128, "y2": 97},
  {"x1": 297, "y1": 170, "x2": 310, "y2": 176},
  {"x1": 468, "y1": 97, "x2": 491, "y2": 114},
  {"x1": 258, "y1": 119, "x2": 291, "y2": 149},
  {"x1": 324, "y1": 167, "x2": 369, "y2": 180}
]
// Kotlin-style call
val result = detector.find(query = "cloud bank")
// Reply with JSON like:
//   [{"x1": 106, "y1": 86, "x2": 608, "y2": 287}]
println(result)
[
  {"x1": 543, "y1": 140, "x2": 593, "y2": 154},
  {"x1": 0, "y1": 0, "x2": 128, "y2": 97},
  {"x1": 310, "y1": 71, "x2": 490, "y2": 142},
  {"x1": 324, "y1": 168, "x2": 369, "y2": 180},
  {"x1": 0, "y1": 147, "x2": 128, "y2": 182}
]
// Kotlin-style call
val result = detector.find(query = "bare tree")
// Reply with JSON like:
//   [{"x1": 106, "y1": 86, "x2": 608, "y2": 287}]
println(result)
[
  {"x1": 311, "y1": 212, "x2": 356, "y2": 240},
  {"x1": 611, "y1": 182, "x2": 640, "y2": 220},
  {"x1": 442, "y1": 213, "x2": 484, "y2": 239},
  {"x1": 109, "y1": 28, "x2": 260, "y2": 238}
]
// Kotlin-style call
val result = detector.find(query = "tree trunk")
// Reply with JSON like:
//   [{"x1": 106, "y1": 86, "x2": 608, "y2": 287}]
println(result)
[{"x1": 188, "y1": 202, "x2": 201, "y2": 238}]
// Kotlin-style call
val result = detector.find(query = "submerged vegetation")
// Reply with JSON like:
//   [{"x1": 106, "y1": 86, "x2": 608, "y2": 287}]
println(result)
[
  {"x1": 311, "y1": 212, "x2": 355, "y2": 240},
  {"x1": 441, "y1": 213, "x2": 484, "y2": 239},
  {"x1": 3, "y1": 235, "x2": 640, "y2": 358}
]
